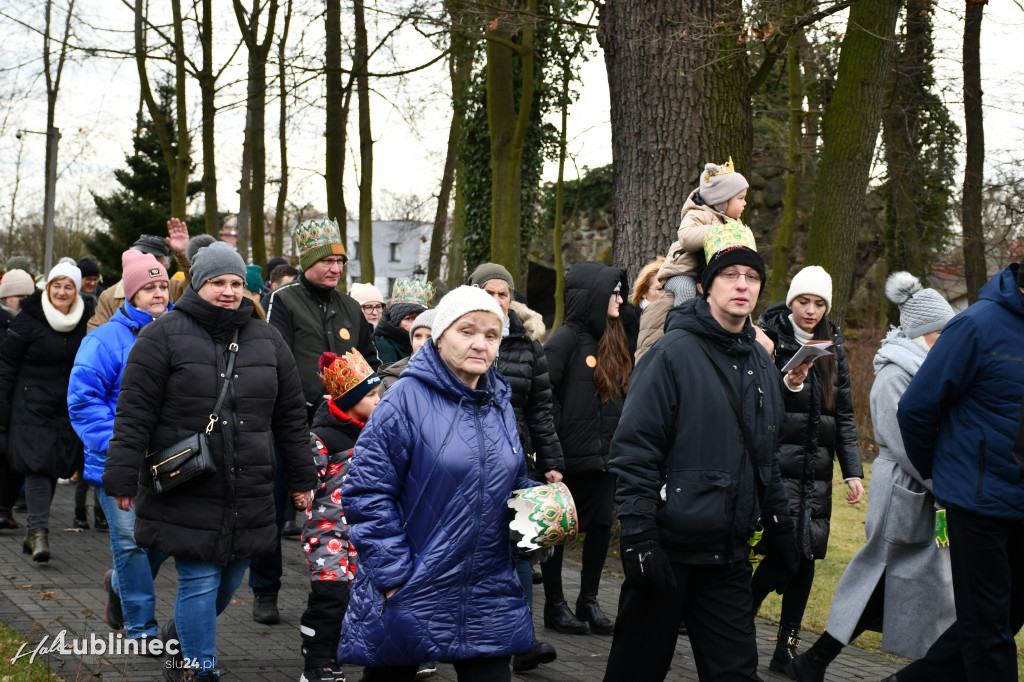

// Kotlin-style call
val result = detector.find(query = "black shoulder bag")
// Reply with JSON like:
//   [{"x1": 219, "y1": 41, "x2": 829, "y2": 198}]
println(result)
[{"x1": 145, "y1": 329, "x2": 239, "y2": 494}]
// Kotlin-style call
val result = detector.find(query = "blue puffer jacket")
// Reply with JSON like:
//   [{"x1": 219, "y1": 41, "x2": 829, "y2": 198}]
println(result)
[
  {"x1": 898, "y1": 265, "x2": 1024, "y2": 521},
  {"x1": 68, "y1": 302, "x2": 167, "y2": 485},
  {"x1": 338, "y1": 339, "x2": 537, "y2": 666}
]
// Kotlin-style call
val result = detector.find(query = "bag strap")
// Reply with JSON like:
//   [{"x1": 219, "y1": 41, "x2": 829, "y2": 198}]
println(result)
[
  {"x1": 205, "y1": 329, "x2": 240, "y2": 436},
  {"x1": 694, "y1": 335, "x2": 766, "y2": 507}
]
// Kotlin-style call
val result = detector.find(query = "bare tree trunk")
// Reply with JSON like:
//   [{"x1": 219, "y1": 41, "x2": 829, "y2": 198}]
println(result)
[
  {"x1": 325, "y1": 0, "x2": 348, "y2": 236},
  {"x1": 448, "y1": 162, "x2": 468, "y2": 289},
  {"x1": 770, "y1": 24, "x2": 804, "y2": 302},
  {"x1": 354, "y1": 0, "x2": 374, "y2": 282},
  {"x1": 134, "y1": 0, "x2": 191, "y2": 221},
  {"x1": 273, "y1": 0, "x2": 292, "y2": 257},
  {"x1": 199, "y1": 0, "x2": 219, "y2": 236},
  {"x1": 233, "y1": 0, "x2": 279, "y2": 268},
  {"x1": 428, "y1": 7, "x2": 474, "y2": 282},
  {"x1": 551, "y1": 63, "x2": 570, "y2": 331},
  {"x1": 486, "y1": 0, "x2": 537, "y2": 284},
  {"x1": 599, "y1": 1, "x2": 751, "y2": 280},
  {"x1": 42, "y1": 0, "x2": 74, "y2": 274},
  {"x1": 803, "y1": 0, "x2": 901, "y2": 325},
  {"x1": 961, "y1": 1, "x2": 987, "y2": 302},
  {"x1": 237, "y1": 112, "x2": 252, "y2": 259}
]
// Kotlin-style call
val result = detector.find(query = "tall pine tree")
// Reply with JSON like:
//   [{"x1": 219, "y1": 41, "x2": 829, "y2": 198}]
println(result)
[{"x1": 88, "y1": 81, "x2": 202, "y2": 282}]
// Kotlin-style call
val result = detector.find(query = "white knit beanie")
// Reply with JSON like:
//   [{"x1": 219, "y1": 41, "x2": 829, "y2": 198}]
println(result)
[
  {"x1": 431, "y1": 286, "x2": 503, "y2": 340},
  {"x1": 885, "y1": 271, "x2": 954, "y2": 338},
  {"x1": 787, "y1": 265, "x2": 833, "y2": 314},
  {"x1": 46, "y1": 262, "x2": 82, "y2": 291}
]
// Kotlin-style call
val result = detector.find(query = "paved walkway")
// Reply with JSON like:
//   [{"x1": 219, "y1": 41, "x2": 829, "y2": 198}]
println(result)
[{"x1": 0, "y1": 484, "x2": 902, "y2": 681}]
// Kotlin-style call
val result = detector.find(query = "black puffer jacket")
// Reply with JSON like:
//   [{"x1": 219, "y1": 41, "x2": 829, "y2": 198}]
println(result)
[
  {"x1": 544, "y1": 261, "x2": 629, "y2": 474},
  {"x1": 495, "y1": 302, "x2": 563, "y2": 474},
  {"x1": 610, "y1": 298, "x2": 792, "y2": 564},
  {"x1": 0, "y1": 289, "x2": 91, "y2": 477},
  {"x1": 104, "y1": 288, "x2": 318, "y2": 565},
  {"x1": 757, "y1": 302, "x2": 862, "y2": 559}
]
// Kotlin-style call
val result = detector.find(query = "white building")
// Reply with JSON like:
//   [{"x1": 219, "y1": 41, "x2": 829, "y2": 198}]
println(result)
[{"x1": 344, "y1": 220, "x2": 431, "y2": 299}]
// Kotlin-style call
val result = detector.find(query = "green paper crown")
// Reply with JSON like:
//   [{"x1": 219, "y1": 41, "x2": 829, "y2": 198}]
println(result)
[
  {"x1": 295, "y1": 218, "x2": 346, "y2": 269},
  {"x1": 391, "y1": 277, "x2": 435, "y2": 307},
  {"x1": 703, "y1": 220, "x2": 757, "y2": 265}
]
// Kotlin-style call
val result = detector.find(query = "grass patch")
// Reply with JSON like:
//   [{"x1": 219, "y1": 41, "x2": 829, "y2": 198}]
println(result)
[
  {"x1": 0, "y1": 620, "x2": 64, "y2": 681},
  {"x1": 757, "y1": 460, "x2": 1024, "y2": 676}
]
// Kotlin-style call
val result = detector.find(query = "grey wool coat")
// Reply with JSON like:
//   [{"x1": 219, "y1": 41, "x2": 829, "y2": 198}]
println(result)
[{"x1": 825, "y1": 329, "x2": 955, "y2": 660}]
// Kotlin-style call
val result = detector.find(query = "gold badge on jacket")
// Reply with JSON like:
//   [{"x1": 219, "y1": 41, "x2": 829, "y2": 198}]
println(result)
[
  {"x1": 339, "y1": 328, "x2": 351, "y2": 341},
  {"x1": 585, "y1": 355, "x2": 597, "y2": 368}
]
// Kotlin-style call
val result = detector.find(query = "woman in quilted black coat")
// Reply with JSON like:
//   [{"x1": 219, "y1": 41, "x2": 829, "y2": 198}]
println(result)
[
  {"x1": 470, "y1": 262, "x2": 564, "y2": 672},
  {"x1": 541, "y1": 261, "x2": 631, "y2": 637},
  {"x1": 0, "y1": 263, "x2": 92, "y2": 562},
  {"x1": 751, "y1": 266, "x2": 864, "y2": 673},
  {"x1": 103, "y1": 242, "x2": 317, "y2": 681}
]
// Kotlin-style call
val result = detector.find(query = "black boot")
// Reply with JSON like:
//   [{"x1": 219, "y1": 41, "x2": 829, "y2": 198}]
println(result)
[
  {"x1": 575, "y1": 573, "x2": 614, "y2": 635},
  {"x1": 23, "y1": 528, "x2": 50, "y2": 562},
  {"x1": 94, "y1": 505, "x2": 108, "y2": 531},
  {"x1": 769, "y1": 623, "x2": 801, "y2": 672},
  {"x1": 543, "y1": 597, "x2": 587, "y2": 634},
  {"x1": 252, "y1": 594, "x2": 280, "y2": 624},
  {"x1": 786, "y1": 631, "x2": 844, "y2": 682},
  {"x1": 73, "y1": 505, "x2": 89, "y2": 530},
  {"x1": 512, "y1": 639, "x2": 557, "y2": 672}
]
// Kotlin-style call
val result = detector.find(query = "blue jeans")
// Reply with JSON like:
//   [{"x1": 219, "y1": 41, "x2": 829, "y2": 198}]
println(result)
[
  {"x1": 173, "y1": 557, "x2": 249, "y2": 673},
  {"x1": 95, "y1": 487, "x2": 167, "y2": 638}
]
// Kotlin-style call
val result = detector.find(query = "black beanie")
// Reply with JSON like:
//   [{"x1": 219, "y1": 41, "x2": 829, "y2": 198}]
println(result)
[
  {"x1": 700, "y1": 247, "x2": 766, "y2": 296},
  {"x1": 77, "y1": 258, "x2": 100, "y2": 278}
]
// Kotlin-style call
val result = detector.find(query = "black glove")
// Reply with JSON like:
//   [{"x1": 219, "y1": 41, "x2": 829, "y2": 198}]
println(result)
[
  {"x1": 754, "y1": 514, "x2": 800, "y2": 594},
  {"x1": 620, "y1": 530, "x2": 677, "y2": 590}
]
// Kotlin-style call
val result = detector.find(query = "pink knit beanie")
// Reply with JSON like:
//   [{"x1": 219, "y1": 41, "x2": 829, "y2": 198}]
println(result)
[{"x1": 122, "y1": 249, "x2": 169, "y2": 303}]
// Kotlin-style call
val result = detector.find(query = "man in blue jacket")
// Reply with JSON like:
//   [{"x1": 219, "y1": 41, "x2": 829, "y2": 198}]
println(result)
[{"x1": 895, "y1": 263, "x2": 1024, "y2": 682}]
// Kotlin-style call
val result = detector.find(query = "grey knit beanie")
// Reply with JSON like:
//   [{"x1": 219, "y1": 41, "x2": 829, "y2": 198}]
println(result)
[
  {"x1": 190, "y1": 241, "x2": 247, "y2": 290},
  {"x1": 697, "y1": 161, "x2": 749, "y2": 208},
  {"x1": 186, "y1": 234, "x2": 217, "y2": 264},
  {"x1": 884, "y1": 271, "x2": 954, "y2": 338},
  {"x1": 409, "y1": 309, "x2": 437, "y2": 341},
  {"x1": 469, "y1": 262, "x2": 515, "y2": 290}
]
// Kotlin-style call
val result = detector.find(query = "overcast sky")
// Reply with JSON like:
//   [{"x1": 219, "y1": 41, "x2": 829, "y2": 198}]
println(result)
[{"x1": 0, "y1": 2, "x2": 1021, "y2": 239}]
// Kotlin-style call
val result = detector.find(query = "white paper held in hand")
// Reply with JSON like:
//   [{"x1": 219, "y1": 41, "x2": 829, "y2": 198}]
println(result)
[{"x1": 780, "y1": 340, "x2": 833, "y2": 372}]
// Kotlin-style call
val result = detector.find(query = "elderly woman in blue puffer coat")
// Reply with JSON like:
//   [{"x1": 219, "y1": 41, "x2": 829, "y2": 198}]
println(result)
[{"x1": 339, "y1": 286, "x2": 538, "y2": 681}]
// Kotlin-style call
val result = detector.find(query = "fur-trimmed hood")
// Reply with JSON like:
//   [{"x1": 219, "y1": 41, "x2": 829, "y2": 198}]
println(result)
[{"x1": 509, "y1": 300, "x2": 545, "y2": 342}]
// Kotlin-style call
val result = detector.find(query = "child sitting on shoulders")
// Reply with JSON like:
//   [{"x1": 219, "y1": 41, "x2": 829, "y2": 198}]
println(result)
[
  {"x1": 659, "y1": 158, "x2": 749, "y2": 303},
  {"x1": 297, "y1": 350, "x2": 381, "y2": 682}
]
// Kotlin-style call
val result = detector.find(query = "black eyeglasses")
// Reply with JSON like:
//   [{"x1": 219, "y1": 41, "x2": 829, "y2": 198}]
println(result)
[
  {"x1": 361, "y1": 304, "x2": 383, "y2": 312},
  {"x1": 320, "y1": 256, "x2": 347, "y2": 267},
  {"x1": 610, "y1": 290, "x2": 623, "y2": 299}
]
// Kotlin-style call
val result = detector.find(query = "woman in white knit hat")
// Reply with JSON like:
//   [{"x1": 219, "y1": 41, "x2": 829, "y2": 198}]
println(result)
[
  {"x1": 788, "y1": 271, "x2": 956, "y2": 682},
  {"x1": 0, "y1": 262, "x2": 92, "y2": 561},
  {"x1": 751, "y1": 265, "x2": 865, "y2": 672},
  {"x1": 339, "y1": 286, "x2": 539, "y2": 679}
]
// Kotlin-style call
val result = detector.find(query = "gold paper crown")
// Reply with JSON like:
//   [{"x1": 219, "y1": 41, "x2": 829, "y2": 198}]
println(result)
[
  {"x1": 703, "y1": 220, "x2": 757, "y2": 265},
  {"x1": 704, "y1": 157, "x2": 736, "y2": 182},
  {"x1": 391, "y1": 277, "x2": 435, "y2": 307},
  {"x1": 319, "y1": 350, "x2": 375, "y2": 399}
]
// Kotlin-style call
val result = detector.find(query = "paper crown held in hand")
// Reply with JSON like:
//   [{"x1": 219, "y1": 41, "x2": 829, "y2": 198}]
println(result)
[{"x1": 507, "y1": 482, "x2": 579, "y2": 550}]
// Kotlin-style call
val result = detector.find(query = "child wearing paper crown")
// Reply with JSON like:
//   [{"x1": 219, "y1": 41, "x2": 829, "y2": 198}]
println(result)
[
  {"x1": 295, "y1": 349, "x2": 381, "y2": 682},
  {"x1": 658, "y1": 158, "x2": 749, "y2": 302}
]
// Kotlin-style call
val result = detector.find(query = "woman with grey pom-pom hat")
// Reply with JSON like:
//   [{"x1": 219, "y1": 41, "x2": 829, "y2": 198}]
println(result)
[{"x1": 786, "y1": 271, "x2": 956, "y2": 682}]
